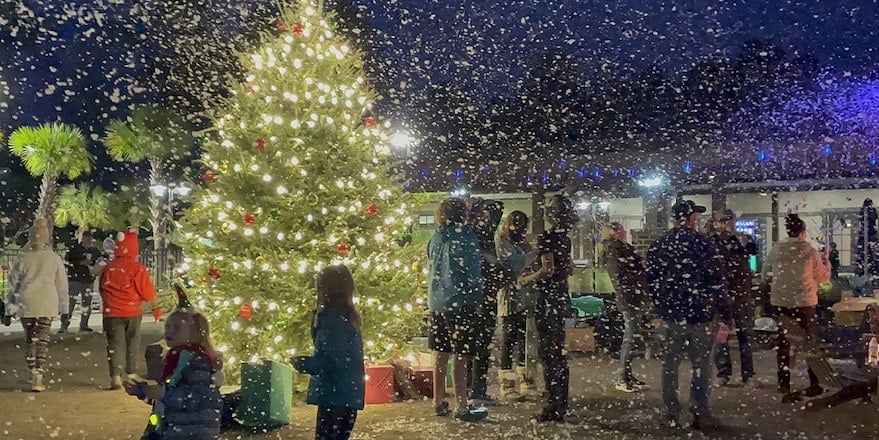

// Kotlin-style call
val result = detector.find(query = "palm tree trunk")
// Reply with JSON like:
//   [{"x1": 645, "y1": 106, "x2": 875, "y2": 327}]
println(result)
[
  {"x1": 35, "y1": 173, "x2": 58, "y2": 243},
  {"x1": 148, "y1": 159, "x2": 167, "y2": 251}
]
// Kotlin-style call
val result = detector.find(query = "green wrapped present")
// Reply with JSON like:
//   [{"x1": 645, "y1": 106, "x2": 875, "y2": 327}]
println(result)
[
  {"x1": 571, "y1": 296, "x2": 604, "y2": 318},
  {"x1": 240, "y1": 360, "x2": 293, "y2": 429}
]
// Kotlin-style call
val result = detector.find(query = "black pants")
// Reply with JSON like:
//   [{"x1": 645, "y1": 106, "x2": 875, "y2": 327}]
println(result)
[
  {"x1": 536, "y1": 290, "x2": 569, "y2": 414},
  {"x1": 715, "y1": 300, "x2": 755, "y2": 380},
  {"x1": 104, "y1": 316, "x2": 142, "y2": 378},
  {"x1": 468, "y1": 297, "x2": 497, "y2": 398},
  {"x1": 776, "y1": 306, "x2": 820, "y2": 393},
  {"x1": 500, "y1": 310, "x2": 527, "y2": 370},
  {"x1": 315, "y1": 406, "x2": 357, "y2": 440}
]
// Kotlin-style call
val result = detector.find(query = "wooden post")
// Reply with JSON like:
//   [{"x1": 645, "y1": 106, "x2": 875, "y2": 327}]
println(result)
[{"x1": 771, "y1": 192, "x2": 780, "y2": 244}]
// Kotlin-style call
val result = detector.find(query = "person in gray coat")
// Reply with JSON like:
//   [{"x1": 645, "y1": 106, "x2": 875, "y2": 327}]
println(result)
[{"x1": 5, "y1": 218, "x2": 68, "y2": 392}]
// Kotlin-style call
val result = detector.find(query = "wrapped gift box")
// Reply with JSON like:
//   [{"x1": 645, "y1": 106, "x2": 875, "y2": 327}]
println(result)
[
  {"x1": 411, "y1": 367, "x2": 434, "y2": 398},
  {"x1": 365, "y1": 365, "x2": 395, "y2": 404},
  {"x1": 239, "y1": 360, "x2": 293, "y2": 428},
  {"x1": 565, "y1": 327, "x2": 596, "y2": 353}
]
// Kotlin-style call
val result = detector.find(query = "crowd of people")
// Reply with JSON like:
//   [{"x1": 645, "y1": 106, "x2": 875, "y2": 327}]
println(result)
[
  {"x1": 2, "y1": 192, "x2": 834, "y2": 438},
  {"x1": 422, "y1": 193, "x2": 833, "y2": 431}
]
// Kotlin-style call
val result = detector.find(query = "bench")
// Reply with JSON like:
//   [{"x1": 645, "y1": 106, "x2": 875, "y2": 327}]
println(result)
[{"x1": 779, "y1": 314, "x2": 878, "y2": 410}]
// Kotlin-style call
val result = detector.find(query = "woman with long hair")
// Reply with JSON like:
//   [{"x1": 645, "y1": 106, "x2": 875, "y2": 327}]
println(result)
[
  {"x1": 294, "y1": 265, "x2": 365, "y2": 440},
  {"x1": 5, "y1": 218, "x2": 68, "y2": 392},
  {"x1": 517, "y1": 194, "x2": 578, "y2": 422},
  {"x1": 496, "y1": 211, "x2": 535, "y2": 401}
]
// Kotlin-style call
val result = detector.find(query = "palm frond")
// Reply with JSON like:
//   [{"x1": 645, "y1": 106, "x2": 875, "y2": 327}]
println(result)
[
  {"x1": 103, "y1": 105, "x2": 195, "y2": 164},
  {"x1": 8, "y1": 122, "x2": 93, "y2": 178},
  {"x1": 54, "y1": 184, "x2": 114, "y2": 231}
]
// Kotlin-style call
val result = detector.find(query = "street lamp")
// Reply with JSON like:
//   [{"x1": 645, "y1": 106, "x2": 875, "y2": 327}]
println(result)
[
  {"x1": 390, "y1": 131, "x2": 413, "y2": 157},
  {"x1": 637, "y1": 176, "x2": 665, "y2": 188},
  {"x1": 150, "y1": 182, "x2": 192, "y2": 216}
]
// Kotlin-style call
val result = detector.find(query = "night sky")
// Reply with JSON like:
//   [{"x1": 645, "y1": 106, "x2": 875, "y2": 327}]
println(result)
[{"x1": 2, "y1": 0, "x2": 879, "y2": 196}]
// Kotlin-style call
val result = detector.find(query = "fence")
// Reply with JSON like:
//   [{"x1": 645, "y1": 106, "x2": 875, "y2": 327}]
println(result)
[{"x1": 0, "y1": 247, "x2": 182, "y2": 300}]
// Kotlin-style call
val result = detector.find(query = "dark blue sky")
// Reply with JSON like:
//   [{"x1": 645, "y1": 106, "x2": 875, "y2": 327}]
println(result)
[{"x1": 363, "y1": 0, "x2": 879, "y2": 97}]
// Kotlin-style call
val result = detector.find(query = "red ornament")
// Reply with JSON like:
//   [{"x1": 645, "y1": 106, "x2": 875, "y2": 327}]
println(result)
[
  {"x1": 366, "y1": 204, "x2": 378, "y2": 217},
  {"x1": 276, "y1": 21, "x2": 287, "y2": 32},
  {"x1": 363, "y1": 117, "x2": 378, "y2": 128},
  {"x1": 243, "y1": 213, "x2": 256, "y2": 225},
  {"x1": 208, "y1": 267, "x2": 221, "y2": 279},
  {"x1": 254, "y1": 137, "x2": 266, "y2": 152},
  {"x1": 293, "y1": 23, "x2": 304, "y2": 37},
  {"x1": 203, "y1": 170, "x2": 216, "y2": 183},
  {"x1": 336, "y1": 243, "x2": 350, "y2": 256},
  {"x1": 239, "y1": 304, "x2": 252, "y2": 319}
]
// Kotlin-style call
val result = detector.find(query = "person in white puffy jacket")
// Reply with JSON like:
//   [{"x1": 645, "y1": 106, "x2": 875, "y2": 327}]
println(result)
[
  {"x1": 761, "y1": 214, "x2": 830, "y2": 402},
  {"x1": 4, "y1": 218, "x2": 69, "y2": 392}
]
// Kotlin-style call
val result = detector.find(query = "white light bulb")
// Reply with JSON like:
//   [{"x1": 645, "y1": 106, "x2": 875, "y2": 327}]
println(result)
[
  {"x1": 280, "y1": 262, "x2": 289, "y2": 271},
  {"x1": 291, "y1": 157, "x2": 300, "y2": 165},
  {"x1": 261, "y1": 263, "x2": 270, "y2": 271},
  {"x1": 277, "y1": 232, "x2": 285, "y2": 240},
  {"x1": 263, "y1": 174, "x2": 272, "y2": 182},
  {"x1": 293, "y1": 59, "x2": 302, "y2": 69},
  {"x1": 244, "y1": 228, "x2": 254, "y2": 237},
  {"x1": 228, "y1": 223, "x2": 238, "y2": 231},
  {"x1": 233, "y1": 164, "x2": 243, "y2": 172},
  {"x1": 250, "y1": 164, "x2": 259, "y2": 171},
  {"x1": 217, "y1": 212, "x2": 228, "y2": 221},
  {"x1": 231, "y1": 322, "x2": 241, "y2": 331},
  {"x1": 321, "y1": 208, "x2": 328, "y2": 215},
  {"x1": 243, "y1": 259, "x2": 253, "y2": 269},
  {"x1": 210, "y1": 194, "x2": 220, "y2": 203},
  {"x1": 306, "y1": 215, "x2": 314, "y2": 222},
  {"x1": 233, "y1": 297, "x2": 242, "y2": 305},
  {"x1": 295, "y1": 232, "x2": 303, "y2": 240},
  {"x1": 277, "y1": 186, "x2": 288, "y2": 195},
  {"x1": 259, "y1": 226, "x2": 268, "y2": 234},
  {"x1": 375, "y1": 232, "x2": 385, "y2": 242}
]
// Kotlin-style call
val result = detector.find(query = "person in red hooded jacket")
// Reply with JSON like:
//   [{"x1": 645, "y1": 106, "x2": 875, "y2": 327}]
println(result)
[{"x1": 100, "y1": 230, "x2": 161, "y2": 390}]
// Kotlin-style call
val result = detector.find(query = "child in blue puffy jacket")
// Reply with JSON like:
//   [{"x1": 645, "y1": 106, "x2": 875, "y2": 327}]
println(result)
[
  {"x1": 125, "y1": 289, "x2": 223, "y2": 440},
  {"x1": 294, "y1": 265, "x2": 365, "y2": 440}
]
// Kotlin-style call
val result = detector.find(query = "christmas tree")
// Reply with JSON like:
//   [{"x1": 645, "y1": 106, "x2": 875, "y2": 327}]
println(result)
[{"x1": 176, "y1": 1, "x2": 425, "y2": 382}]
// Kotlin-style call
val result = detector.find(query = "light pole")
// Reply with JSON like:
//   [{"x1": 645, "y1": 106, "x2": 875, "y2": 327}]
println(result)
[
  {"x1": 149, "y1": 183, "x2": 192, "y2": 219},
  {"x1": 390, "y1": 131, "x2": 413, "y2": 157}
]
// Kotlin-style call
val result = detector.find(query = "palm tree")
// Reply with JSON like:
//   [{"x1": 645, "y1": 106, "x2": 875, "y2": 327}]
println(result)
[
  {"x1": 54, "y1": 184, "x2": 113, "y2": 241},
  {"x1": 103, "y1": 105, "x2": 193, "y2": 250},
  {"x1": 8, "y1": 123, "x2": 93, "y2": 239},
  {"x1": 107, "y1": 181, "x2": 151, "y2": 232}
]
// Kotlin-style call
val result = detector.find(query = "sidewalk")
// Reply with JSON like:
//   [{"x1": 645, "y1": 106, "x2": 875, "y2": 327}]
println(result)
[{"x1": 1, "y1": 323, "x2": 877, "y2": 439}]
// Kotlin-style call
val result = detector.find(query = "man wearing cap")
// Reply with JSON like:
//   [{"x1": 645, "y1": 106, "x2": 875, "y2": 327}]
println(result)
[
  {"x1": 646, "y1": 200, "x2": 731, "y2": 430},
  {"x1": 711, "y1": 209, "x2": 759, "y2": 387}
]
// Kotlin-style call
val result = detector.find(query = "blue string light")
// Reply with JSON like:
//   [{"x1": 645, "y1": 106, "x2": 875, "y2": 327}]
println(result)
[
  {"x1": 871, "y1": 154, "x2": 878, "y2": 165},
  {"x1": 593, "y1": 168, "x2": 601, "y2": 179},
  {"x1": 759, "y1": 150, "x2": 768, "y2": 162},
  {"x1": 455, "y1": 169, "x2": 463, "y2": 181},
  {"x1": 578, "y1": 167, "x2": 586, "y2": 178},
  {"x1": 823, "y1": 144, "x2": 832, "y2": 156},
  {"x1": 683, "y1": 160, "x2": 692, "y2": 174}
]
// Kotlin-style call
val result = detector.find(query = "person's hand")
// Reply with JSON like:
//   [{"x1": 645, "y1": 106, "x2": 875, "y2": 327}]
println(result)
[
  {"x1": 123, "y1": 380, "x2": 142, "y2": 396},
  {"x1": 291, "y1": 356, "x2": 308, "y2": 371},
  {"x1": 142, "y1": 383, "x2": 163, "y2": 401}
]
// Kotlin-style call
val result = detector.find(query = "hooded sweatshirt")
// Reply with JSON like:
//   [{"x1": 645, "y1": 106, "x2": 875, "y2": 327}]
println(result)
[
  {"x1": 762, "y1": 237, "x2": 831, "y2": 309},
  {"x1": 99, "y1": 231, "x2": 157, "y2": 318},
  {"x1": 427, "y1": 224, "x2": 483, "y2": 313},
  {"x1": 6, "y1": 219, "x2": 69, "y2": 318}
]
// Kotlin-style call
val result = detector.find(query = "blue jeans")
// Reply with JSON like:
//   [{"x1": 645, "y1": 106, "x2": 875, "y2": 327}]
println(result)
[
  {"x1": 661, "y1": 321, "x2": 715, "y2": 417},
  {"x1": 619, "y1": 308, "x2": 638, "y2": 383}
]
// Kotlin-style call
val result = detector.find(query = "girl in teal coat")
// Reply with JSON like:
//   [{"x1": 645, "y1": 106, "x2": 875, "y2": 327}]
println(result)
[{"x1": 294, "y1": 265, "x2": 365, "y2": 440}]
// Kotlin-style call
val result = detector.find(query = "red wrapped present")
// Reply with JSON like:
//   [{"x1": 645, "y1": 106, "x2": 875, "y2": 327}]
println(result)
[
  {"x1": 365, "y1": 365, "x2": 395, "y2": 404},
  {"x1": 411, "y1": 367, "x2": 434, "y2": 399}
]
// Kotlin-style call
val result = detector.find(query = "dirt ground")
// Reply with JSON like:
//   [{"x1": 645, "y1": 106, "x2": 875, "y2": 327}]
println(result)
[{"x1": 2, "y1": 321, "x2": 878, "y2": 440}]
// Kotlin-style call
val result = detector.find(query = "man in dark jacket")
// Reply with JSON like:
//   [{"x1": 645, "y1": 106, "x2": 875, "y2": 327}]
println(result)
[
  {"x1": 711, "y1": 209, "x2": 758, "y2": 387},
  {"x1": 603, "y1": 222, "x2": 648, "y2": 393},
  {"x1": 60, "y1": 232, "x2": 102, "y2": 333},
  {"x1": 646, "y1": 200, "x2": 731, "y2": 430}
]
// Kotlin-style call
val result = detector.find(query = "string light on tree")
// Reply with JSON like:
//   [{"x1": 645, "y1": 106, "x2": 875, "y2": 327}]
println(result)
[{"x1": 176, "y1": 1, "x2": 425, "y2": 384}]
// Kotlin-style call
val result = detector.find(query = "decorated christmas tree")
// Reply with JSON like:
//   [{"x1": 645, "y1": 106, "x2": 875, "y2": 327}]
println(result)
[{"x1": 176, "y1": 1, "x2": 425, "y2": 382}]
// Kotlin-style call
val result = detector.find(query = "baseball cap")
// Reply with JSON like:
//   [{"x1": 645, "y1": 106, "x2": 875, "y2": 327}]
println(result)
[{"x1": 673, "y1": 200, "x2": 707, "y2": 219}]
